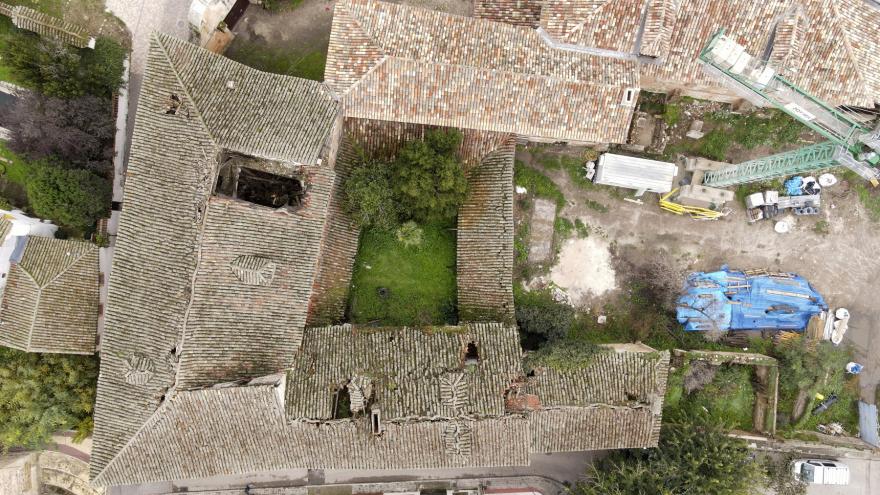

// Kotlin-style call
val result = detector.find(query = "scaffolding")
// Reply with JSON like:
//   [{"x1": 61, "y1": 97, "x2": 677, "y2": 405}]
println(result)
[{"x1": 696, "y1": 31, "x2": 880, "y2": 187}]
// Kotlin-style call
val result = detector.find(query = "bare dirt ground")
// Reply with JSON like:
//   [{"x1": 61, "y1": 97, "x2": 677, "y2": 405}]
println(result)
[
  {"x1": 550, "y1": 237, "x2": 618, "y2": 305},
  {"x1": 518, "y1": 145, "x2": 880, "y2": 403}
]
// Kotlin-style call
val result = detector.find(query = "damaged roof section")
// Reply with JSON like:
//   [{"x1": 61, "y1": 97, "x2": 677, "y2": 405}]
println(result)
[
  {"x1": 93, "y1": 324, "x2": 669, "y2": 486},
  {"x1": 518, "y1": 344, "x2": 670, "y2": 452},
  {"x1": 325, "y1": 0, "x2": 640, "y2": 144},
  {"x1": 0, "y1": 237, "x2": 100, "y2": 354},
  {"x1": 91, "y1": 32, "x2": 340, "y2": 482},
  {"x1": 287, "y1": 323, "x2": 523, "y2": 420}
]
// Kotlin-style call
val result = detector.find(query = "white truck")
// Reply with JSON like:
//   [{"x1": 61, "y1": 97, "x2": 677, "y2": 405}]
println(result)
[{"x1": 792, "y1": 459, "x2": 850, "y2": 485}]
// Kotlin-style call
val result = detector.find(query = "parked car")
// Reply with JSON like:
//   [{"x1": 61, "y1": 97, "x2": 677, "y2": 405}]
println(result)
[{"x1": 792, "y1": 459, "x2": 850, "y2": 485}]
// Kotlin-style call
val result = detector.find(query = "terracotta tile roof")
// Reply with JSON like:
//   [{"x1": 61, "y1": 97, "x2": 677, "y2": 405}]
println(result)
[
  {"x1": 93, "y1": 324, "x2": 670, "y2": 486},
  {"x1": 540, "y1": 0, "x2": 649, "y2": 54},
  {"x1": 522, "y1": 347, "x2": 670, "y2": 451},
  {"x1": 528, "y1": 1, "x2": 879, "y2": 107},
  {"x1": 0, "y1": 2, "x2": 92, "y2": 48},
  {"x1": 0, "y1": 237, "x2": 99, "y2": 354},
  {"x1": 325, "y1": 0, "x2": 639, "y2": 144},
  {"x1": 93, "y1": 378, "x2": 531, "y2": 486},
  {"x1": 457, "y1": 137, "x2": 516, "y2": 322},
  {"x1": 90, "y1": 33, "x2": 340, "y2": 481},
  {"x1": 637, "y1": 0, "x2": 880, "y2": 107},
  {"x1": 473, "y1": 0, "x2": 543, "y2": 27},
  {"x1": 287, "y1": 324, "x2": 523, "y2": 420}
]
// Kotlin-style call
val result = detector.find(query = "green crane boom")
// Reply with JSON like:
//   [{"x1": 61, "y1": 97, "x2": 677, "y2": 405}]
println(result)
[{"x1": 696, "y1": 30, "x2": 880, "y2": 187}]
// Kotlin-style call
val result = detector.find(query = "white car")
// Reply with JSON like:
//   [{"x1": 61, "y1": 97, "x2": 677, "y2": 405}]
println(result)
[{"x1": 792, "y1": 459, "x2": 850, "y2": 485}]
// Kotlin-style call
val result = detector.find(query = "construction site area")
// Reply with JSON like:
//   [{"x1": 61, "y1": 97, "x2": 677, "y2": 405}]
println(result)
[{"x1": 513, "y1": 31, "x2": 880, "y2": 451}]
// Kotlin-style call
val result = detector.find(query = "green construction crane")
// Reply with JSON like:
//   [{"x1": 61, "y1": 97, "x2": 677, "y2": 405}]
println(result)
[{"x1": 695, "y1": 30, "x2": 880, "y2": 188}]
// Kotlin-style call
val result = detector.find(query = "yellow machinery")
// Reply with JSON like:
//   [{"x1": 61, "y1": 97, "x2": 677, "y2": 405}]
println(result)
[{"x1": 659, "y1": 188, "x2": 725, "y2": 220}]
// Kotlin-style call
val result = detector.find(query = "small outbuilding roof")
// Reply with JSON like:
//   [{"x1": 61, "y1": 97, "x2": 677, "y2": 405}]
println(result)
[
  {"x1": 0, "y1": 236, "x2": 100, "y2": 354},
  {"x1": 594, "y1": 153, "x2": 678, "y2": 194},
  {"x1": 0, "y1": 2, "x2": 94, "y2": 48}
]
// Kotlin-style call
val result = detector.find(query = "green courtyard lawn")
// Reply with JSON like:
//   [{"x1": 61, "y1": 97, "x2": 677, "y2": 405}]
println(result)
[{"x1": 348, "y1": 221, "x2": 457, "y2": 326}]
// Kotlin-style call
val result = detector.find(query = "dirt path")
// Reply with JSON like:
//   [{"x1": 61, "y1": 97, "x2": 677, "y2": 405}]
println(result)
[{"x1": 519, "y1": 147, "x2": 880, "y2": 403}]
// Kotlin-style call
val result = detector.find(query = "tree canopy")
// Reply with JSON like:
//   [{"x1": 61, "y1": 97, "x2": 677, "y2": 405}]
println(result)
[
  {"x1": 0, "y1": 348, "x2": 98, "y2": 450},
  {"x1": 342, "y1": 153, "x2": 400, "y2": 231},
  {"x1": 392, "y1": 129, "x2": 467, "y2": 223},
  {"x1": 26, "y1": 165, "x2": 111, "y2": 231},
  {"x1": 6, "y1": 93, "x2": 115, "y2": 175},
  {"x1": 573, "y1": 420, "x2": 765, "y2": 495},
  {"x1": 0, "y1": 33, "x2": 125, "y2": 99}
]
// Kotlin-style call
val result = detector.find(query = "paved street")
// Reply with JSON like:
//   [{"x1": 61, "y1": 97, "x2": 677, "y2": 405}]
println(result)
[
  {"x1": 806, "y1": 457, "x2": 878, "y2": 495},
  {"x1": 112, "y1": 452, "x2": 600, "y2": 494}
]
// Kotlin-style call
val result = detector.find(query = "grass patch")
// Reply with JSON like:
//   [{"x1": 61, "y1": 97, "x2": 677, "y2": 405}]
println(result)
[
  {"x1": 514, "y1": 159, "x2": 565, "y2": 209},
  {"x1": 574, "y1": 218, "x2": 590, "y2": 238},
  {"x1": 226, "y1": 43, "x2": 327, "y2": 81},
  {"x1": 853, "y1": 179, "x2": 880, "y2": 222},
  {"x1": 665, "y1": 363, "x2": 756, "y2": 431},
  {"x1": 0, "y1": 142, "x2": 32, "y2": 187},
  {"x1": 0, "y1": 16, "x2": 25, "y2": 85},
  {"x1": 348, "y1": 221, "x2": 457, "y2": 326},
  {"x1": 663, "y1": 103, "x2": 681, "y2": 126},
  {"x1": 813, "y1": 220, "x2": 830, "y2": 235},
  {"x1": 261, "y1": 0, "x2": 305, "y2": 11},
  {"x1": 554, "y1": 217, "x2": 573, "y2": 238},
  {"x1": 666, "y1": 109, "x2": 804, "y2": 162},
  {"x1": 584, "y1": 198, "x2": 609, "y2": 213}
]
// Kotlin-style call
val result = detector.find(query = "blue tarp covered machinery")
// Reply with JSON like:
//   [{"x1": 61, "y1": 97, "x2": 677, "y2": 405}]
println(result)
[{"x1": 676, "y1": 266, "x2": 827, "y2": 332}]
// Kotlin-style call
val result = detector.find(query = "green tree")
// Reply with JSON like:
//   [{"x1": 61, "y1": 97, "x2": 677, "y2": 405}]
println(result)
[
  {"x1": 0, "y1": 33, "x2": 125, "y2": 99},
  {"x1": 26, "y1": 165, "x2": 111, "y2": 230},
  {"x1": 342, "y1": 154, "x2": 400, "y2": 231},
  {"x1": 392, "y1": 129, "x2": 467, "y2": 222},
  {"x1": 0, "y1": 348, "x2": 99, "y2": 450},
  {"x1": 573, "y1": 420, "x2": 765, "y2": 495},
  {"x1": 514, "y1": 289, "x2": 575, "y2": 348}
]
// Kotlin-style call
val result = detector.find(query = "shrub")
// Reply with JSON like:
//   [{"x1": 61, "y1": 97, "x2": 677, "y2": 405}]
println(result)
[
  {"x1": 573, "y1": 420, "x2": 765, "y2": 495},
  {"x1": 26, "y1": 164, "x2": 111, "y2": 230},
  {"x1": 515, "y1": 289, "x2": 575, "y2": 347},
  {"x1": 392, "y1": 129, "x2": 468, "y2": 222},
  {"x1": 396, "y1": 221, "x2": 423, "y2": 248},
  {"x1": 342, "y1": 155, "x2": 400, "y2": 231}
]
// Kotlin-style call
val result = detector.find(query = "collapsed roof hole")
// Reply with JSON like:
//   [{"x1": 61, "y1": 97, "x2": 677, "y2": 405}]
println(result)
[
  {"x1": 464, "y1": 341, "x2": 479, "y2": 365},
  {"x1": 236, "y1": 168, "x2": 305, "y2": 209},
  {"x1": 370, "y1": 407, "x2": 382, "y2": 435},
  {"x1": 333, "y1": 385, "x2": 352, "y2": 419},
  {"x1": 165, "y1": 94, "x2": 181, "y2": 115}
]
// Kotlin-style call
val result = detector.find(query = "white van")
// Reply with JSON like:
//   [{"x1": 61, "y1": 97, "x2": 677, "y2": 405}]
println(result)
[{"x1": 792, "y1": 459, "x2": 850, "y2": 485}]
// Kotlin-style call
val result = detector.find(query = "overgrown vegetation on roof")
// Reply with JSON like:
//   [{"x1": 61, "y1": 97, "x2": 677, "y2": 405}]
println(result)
[{"x1": 0, "y1": 347, "x2": 98, "y2": 450}]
